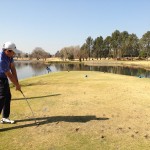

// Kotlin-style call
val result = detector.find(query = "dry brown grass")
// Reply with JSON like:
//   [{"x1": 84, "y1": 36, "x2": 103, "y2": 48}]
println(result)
[
  {"x1": 84, "y1": 60, "x2": 150, "y2": 70},
  {"x1": 0, "y1": 71, "x2": 150, "y2": 149}
]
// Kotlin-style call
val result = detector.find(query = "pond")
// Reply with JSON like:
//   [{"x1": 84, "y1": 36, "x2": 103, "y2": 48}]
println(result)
[{"x1": 14, "y1": 61, "x2": 150, "y2": 80}]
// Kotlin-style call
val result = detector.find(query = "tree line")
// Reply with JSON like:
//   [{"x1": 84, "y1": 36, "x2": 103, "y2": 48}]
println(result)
[
  {"x1": 15, "y1": 30, "x2": 150, "y2": 61},
  {"x1": 15, "y1": 47, "x2": 51, "y2": 60},
  {"x1": 56, "y1": 30, "x2": 150, "y2": 61}
]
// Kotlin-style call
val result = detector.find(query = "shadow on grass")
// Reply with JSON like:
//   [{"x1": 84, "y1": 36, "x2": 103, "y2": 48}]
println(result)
[
  {"x1": 12, "y1": 94, "x2": 61, "y2": 100},
  {"x1": 0, "y1": 116, "x2": 109, "y2": 132}
]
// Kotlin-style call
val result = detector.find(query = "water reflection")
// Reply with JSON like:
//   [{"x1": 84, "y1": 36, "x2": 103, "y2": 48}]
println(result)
[
  {"x1": 14, "y1": 61, "x2": 150, "y2": 80},
  {"x1": 90, "y1": 66, "x2": 150, "y2": 78},
  {"x1": 53, "y1": 63, "x2": 88, "y2": 71},
  {"x1": 14, "y1": 61, "x2": 48, "y2": 79}
]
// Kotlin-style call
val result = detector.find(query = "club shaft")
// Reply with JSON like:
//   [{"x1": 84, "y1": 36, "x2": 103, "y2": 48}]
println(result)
[{"x1": 20, "y1": 90, "x2": 37, "y2": 124}]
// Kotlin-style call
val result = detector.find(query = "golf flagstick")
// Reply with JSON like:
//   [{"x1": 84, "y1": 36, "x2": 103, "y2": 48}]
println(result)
[{"x1": 20, "y1": 90, "x2": 39, "y2": 125}]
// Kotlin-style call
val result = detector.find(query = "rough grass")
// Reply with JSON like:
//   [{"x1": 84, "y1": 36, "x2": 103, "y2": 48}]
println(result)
[{"x1": 1, "y1": 71, "x2": 150, "y2": 150}]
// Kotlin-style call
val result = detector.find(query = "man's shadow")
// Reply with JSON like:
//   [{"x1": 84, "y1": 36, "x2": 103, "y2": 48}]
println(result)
[{"x1": 0, "y1": 116, "x2": 109, "y2": 132}]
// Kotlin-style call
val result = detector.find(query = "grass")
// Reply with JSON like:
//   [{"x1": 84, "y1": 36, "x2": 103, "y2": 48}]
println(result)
[
  {"x1": 1, "y1": 71, "x2": 150, "y2": 150},
  {"x1": 84, "y1": 59, "x2": 150, "y2": 70}
]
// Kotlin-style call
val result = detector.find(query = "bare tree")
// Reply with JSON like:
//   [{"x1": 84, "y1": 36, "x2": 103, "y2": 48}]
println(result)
[
  {"x1": 31, "y1": 47, "x2": 50, "y2": 60},
  {"x1": 59, "y1": 46, "x2": 80, "y2": 61}
]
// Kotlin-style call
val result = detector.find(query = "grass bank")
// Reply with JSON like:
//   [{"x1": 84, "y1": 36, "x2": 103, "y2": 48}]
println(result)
[
  {"x1": 0, "y1": 71, "x2": 150, "y2": 150},
  {"x1": 84, "y1": 60, "x2": 150, "y2": 70},
  {"x1": 14, "y1": 57, "x2": 150, "y2": 70}
]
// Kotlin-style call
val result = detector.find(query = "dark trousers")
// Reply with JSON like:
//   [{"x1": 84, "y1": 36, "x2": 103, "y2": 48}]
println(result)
[{"x1": 0, "y1": 78, "x2": 11, "y2": 118}]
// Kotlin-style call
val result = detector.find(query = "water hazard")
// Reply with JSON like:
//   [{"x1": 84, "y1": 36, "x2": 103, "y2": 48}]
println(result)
[{"x1": 14, "y1": 61, "x2": 150, "y2": 80}]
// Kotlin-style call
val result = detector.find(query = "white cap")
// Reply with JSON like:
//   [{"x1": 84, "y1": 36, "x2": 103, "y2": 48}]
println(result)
[{"x1": 3, "y1": 41, "x2": 17, "y2": 53}]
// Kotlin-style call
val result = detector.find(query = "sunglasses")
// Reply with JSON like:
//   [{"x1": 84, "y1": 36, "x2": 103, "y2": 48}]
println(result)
[{"x1": 7, "y1": 50, "x2": 14, "y2": 53}]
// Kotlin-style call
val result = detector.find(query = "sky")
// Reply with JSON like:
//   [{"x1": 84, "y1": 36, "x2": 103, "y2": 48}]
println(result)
[{"x1": 0, "y1": 0, "x2": 150, "y2": 54}]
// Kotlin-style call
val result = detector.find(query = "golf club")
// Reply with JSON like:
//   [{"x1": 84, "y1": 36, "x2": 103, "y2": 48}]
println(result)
[{"x1": 20, "y1": 90, "x2": 39, "y2": 126}]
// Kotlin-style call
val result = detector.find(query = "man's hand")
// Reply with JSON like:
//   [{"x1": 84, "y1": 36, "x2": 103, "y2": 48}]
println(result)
[
  {"x1": 16, "y1": 84, "x2": 21, "y2": 91},
  {"x1": 5, "y1": 71, "x2": 21, "y2": 91}
]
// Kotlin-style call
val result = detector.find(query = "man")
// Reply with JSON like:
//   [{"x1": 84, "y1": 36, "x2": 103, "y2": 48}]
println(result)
[
  {"x1": 0, "y1": 41, "x2": 21, "y2": 124},
  {"x1": 46, "y1": 66, "x2": 51, "y2": 73}
]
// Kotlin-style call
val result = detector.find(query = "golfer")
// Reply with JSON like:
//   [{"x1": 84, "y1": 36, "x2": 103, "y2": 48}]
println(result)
[{"x1": 0, "y1": 41, "x2": 21, "y2": 124}]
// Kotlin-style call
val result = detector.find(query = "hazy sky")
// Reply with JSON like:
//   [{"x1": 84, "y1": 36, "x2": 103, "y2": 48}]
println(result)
[{"x1": 0, "y1": 0, "x2": 149, "y2": 54}]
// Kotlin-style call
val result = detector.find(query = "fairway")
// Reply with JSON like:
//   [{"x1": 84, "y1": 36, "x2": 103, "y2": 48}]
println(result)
[{"x1": 0, "y1": 71, "x2": 150, "y2": 150}]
